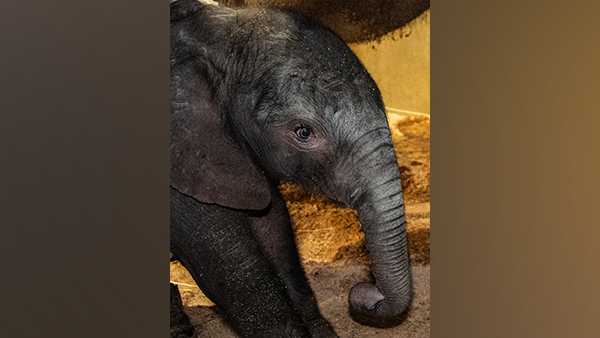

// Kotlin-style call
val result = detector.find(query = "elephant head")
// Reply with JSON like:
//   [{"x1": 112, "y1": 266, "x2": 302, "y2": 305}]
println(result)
[{"x1": 170, "y1": 0, "x2": 412, "y2": 327}]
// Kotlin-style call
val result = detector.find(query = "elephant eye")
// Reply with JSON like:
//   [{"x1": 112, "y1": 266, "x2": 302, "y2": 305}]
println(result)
[{"x1": 294, "y1": 125, "x2": 312, "y2": 141}]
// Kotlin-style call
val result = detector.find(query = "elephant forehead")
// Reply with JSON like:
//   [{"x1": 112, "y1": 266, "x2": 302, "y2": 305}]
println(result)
[
  {"x1": 276, "y1": 60, "x2": 379, "y2": 109},
  {"x1": 275, "y1": 71, "x2": 375, "y2": 112}
]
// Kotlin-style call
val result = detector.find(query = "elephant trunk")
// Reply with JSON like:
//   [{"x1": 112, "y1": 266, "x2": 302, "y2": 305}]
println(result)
[{"x1": 345, "y1": 136, "x2": 413, "y2": 327}]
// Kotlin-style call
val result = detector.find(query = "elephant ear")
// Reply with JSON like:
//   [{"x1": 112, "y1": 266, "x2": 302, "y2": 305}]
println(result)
[{"x1": 170, "y1": 61, "x2": 271, "y2": 210}]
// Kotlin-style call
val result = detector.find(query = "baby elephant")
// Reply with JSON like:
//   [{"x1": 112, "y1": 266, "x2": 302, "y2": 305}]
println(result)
[{"x1": 169, "y1": 1, "x2": 412, "y2": 337}]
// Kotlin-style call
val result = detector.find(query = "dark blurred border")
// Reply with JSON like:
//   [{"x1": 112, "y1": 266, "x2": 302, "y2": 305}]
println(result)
[
  {"x1": 0, "y1": 1, "x2": 169, "y2": 337},
  {"x1": 3, "y1": 0, "x2": 600, "y2": 337},
  {"x1": 433, "y1": 0, "x2": 600, "y2": 337}
]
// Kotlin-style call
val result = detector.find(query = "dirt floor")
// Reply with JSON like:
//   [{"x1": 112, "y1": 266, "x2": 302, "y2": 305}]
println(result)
[
  {"x1": 186, "y1": 263, "x2": 430, "y2": 338},
  {"x1": 171, "y1": 114, "x2": 430, "y2": 337}
]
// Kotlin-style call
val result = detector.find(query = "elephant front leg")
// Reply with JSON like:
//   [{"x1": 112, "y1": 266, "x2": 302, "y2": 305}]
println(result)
[
  {"x1": 249, "y1": 188, "x2": 338, "y2": 338},
  {"x1": 170, "y1": 187, "x2": 310, "y2": 338},
  {"x1": 170, "y1": 283, "x2": 196, "y2": 338}
]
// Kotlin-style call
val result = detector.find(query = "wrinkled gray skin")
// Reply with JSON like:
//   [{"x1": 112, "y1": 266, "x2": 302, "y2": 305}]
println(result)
[{"x1": 170, "y1": 1, "x2": 412, "y2": 337}]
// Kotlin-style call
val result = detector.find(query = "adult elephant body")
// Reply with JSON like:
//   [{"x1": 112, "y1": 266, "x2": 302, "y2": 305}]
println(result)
[{"x1": 169, "y1": 1, "x2": 413, "y2": 337}]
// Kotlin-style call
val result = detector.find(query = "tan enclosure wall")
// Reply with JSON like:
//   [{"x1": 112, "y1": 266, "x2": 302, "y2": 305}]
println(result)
[{"x1": 350, "y1": 10, "x2": 430, "y2": 116}]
